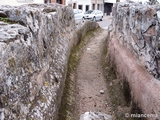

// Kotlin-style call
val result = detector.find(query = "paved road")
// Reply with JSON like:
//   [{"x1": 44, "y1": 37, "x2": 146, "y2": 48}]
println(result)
[
  {"x1": 75, "y1": 16, "x2": 113, "y2": 30},
  {"x1": 97, "y1": 16, "x2": 113, "y2": 29}
]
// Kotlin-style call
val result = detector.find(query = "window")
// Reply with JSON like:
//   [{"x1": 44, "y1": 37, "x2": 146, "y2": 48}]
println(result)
[
  {"x1": 44, "y1": 0, "x2": 51, "y2": 3},
  {"x1": 85, "y1": 10, "x2": 93, "y2": 14},
  {"x1": 97, "y1": 4, "x2": 100, "y2": 10},
  {"x1": 92, "y1": 4, "x2": 95, "y2": 10},
  {"x1": 73, "y1": 9, "x2": 78, "y2": 14},
  {"x1": 57, "y1": 0, "x2": 61, "y2": 4},
  {"x1": 73, "y1": 3, "x2": 76, "y2": 9},
  {"x1": 86, "y1": 5, "x2": 89, "y2": 11},
  {"x1": 78, "y1": 5, "x2": 83, "y2": 10}
]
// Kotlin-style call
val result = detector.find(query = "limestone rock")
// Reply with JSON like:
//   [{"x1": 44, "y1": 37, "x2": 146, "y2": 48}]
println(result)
[
  {"x1": 0, "y1": 3, "x2": 99, "y2": 120},
  {"x1": 100, "y1": 90, "x2": 105, "y2": 94},
  {"x1": 80, "y1": 111, "x2": 112, "y2": 120},
  {"x1": 111, "y1": 2, "x2": 160, "y2": 79}
]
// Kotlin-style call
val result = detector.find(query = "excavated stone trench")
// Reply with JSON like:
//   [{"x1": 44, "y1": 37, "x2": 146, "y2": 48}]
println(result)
[
  {"x1": 1, "y1": 2, "x2": 160, "y2": 120},
  {"x1": 58, "y1": 2, "x2": 160, "y2": 120},
  {"x1": 58, "y1": 27, "x2": 144, "y2": 120}
]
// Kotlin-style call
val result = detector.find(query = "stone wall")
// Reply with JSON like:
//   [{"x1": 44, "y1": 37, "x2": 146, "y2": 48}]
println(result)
[
  {"x1": 112, "y1": 2, "x2": 160, "y2": 79},
  {"x1": 0, "y1": 3, "x2": 99, "y2": 119},
  {"x1": 108, "y1": 2, "x2": 160, "y2": 119}
]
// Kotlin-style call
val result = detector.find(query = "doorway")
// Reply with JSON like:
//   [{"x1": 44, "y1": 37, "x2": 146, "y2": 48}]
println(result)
[
  {"x1": 92, "y1": 4, "x2": 95, "y2": 10},
  {"x1": 73, "y1": 3, "x2": 77, "y2": 9},
  {"x1": 44, "y1": 0, "x2": 51, "y2": 3},
  {"x1": 57, "y1": 0, "x2": 62, "y2": 4},
  {"x1": 86, "y1": 5, "x2": 89, "y2": 11}
]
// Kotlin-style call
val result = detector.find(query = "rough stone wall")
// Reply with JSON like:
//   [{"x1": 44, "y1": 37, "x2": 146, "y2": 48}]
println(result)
[
  {"x1": 0, "y1": 3, "x2": 99, "y2": 120},
  {"x1": 111, "y1": 2, "x2": 160, "y2": 79},
  {"x1": 108, "y1": 2, "x2": 160, "y2": 119}
]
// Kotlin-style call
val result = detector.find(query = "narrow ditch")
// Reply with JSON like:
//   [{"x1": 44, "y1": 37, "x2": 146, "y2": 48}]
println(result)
[
  {"x1": 58, "y1": 27, "x2": 146, "y2": 120},
  {"x1": 58, "y1": 28, "x2": 97, "y2": 120},
  {"x1": 101, "y1": 32, "x2": 146, "y2": 120}
]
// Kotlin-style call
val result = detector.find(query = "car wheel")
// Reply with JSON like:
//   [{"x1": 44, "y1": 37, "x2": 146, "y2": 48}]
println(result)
[
  {"x1": 92, "y1": 17, "x2": 96, "y2": 21},
  {"x1": 100, "y1": 16, "x2": 103, "y2": 21},
  {"x1": 82, "y1": 17, "x2": 85, "y2": 22}
]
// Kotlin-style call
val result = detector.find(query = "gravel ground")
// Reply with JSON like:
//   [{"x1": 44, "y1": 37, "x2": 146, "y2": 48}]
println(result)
[{"x1": 74, "y1": 28, "x2": 113, "y2": 119}]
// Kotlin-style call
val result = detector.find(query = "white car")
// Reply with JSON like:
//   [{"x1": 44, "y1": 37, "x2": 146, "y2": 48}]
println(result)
[
  {"x1": 83, "y1": 10, "x2": 103, "y2": 21},
  {"x1": 73, "y1": 9, "x2": 84, "y2": 20}
]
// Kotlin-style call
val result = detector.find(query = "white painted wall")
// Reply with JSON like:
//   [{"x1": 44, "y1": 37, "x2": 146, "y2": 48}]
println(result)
[
  {"x1": 77, "y1": 0, "x2": 91, "y2": 12},
  {"x1": 65, "y1": 0, "x2": 73, "y2": 6},
  {"x1": 91, "y1": 0, "x2": 104, "y2": 11},
  {"x1": 120, "y1": 0, "x2": 127, "y2": 2},
  {"x1": 104, "y1": 0, "x2": 116, "y2": 3},
  {"x1": 33, "y1": 0, "x2": 44, "y2": 3},
  {"x1": 66, "y1": 0, "x2": 92, "y2": 12},
  {"x1": 0, "y1": 0, "x2": 44, "y2": 6}
]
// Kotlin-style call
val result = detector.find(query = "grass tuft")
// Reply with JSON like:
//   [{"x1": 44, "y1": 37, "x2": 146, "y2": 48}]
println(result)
[{"x1": 58, "y1": 28, "x2": 99, "y2": 120}]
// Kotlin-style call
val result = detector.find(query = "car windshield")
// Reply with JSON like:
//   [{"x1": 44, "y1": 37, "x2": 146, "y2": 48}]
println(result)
[
  {"x1": 73, "y1": 10, "x2": 78, "y2": 14},
  {"x1": 85, "y1": 10, "x2": 93, "y2": 14}
]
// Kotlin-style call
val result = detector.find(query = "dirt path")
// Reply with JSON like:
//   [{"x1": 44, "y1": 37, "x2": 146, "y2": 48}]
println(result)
[{"x1": 75, "y1": 28, "x2": 112, "y2": 119}]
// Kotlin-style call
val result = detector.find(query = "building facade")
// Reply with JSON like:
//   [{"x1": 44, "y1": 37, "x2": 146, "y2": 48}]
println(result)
[
  {"x1": 65, "y1": 0, "x2": 92, "y2": 12},
  {"x1": 0, "y1": 0, "x2": 44, "y2": 6},
  {"x1": 91, "y1": 0, "x2": 104, "y2": 12},
  {"x1": 0, "y1": 0, "x2": 65, "y2": 6},
  {"x1": 104, "y1": 0, "x2": 127, "y2": 15},
  {"x1": 50, "y1": 0, "x2": 65, "y2": 5},
  {"x1": 104, "y1": 0, "x2": 116, "y2": 15},
  {"x1": 65, "y1": 0, "x2": 104, "y2": 13}
]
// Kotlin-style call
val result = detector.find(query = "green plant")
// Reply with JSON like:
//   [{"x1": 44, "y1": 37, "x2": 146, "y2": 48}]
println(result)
[
  {"x1": 0, "y1": 17, "x2": 11, "y2": 24},
  {"x1": 58, "y1": 28, "x2": 98, "y2": 120}
]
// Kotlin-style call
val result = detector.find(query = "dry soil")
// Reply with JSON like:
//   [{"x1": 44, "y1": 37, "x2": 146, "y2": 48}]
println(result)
[{"x1": 74, "y1": 28, "x2": 113, "y2": 119}]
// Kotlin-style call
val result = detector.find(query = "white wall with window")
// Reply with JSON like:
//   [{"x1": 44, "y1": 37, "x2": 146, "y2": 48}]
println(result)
[
  {"x1": 65, "y1": 0, "x2": 76, "y2": 6},
  {"x1": 92, "y1": 0, "x2": 104, "y2": 12},
  {"x1": 77, "y1": 0, "x2": 91, "y2": 12},
  {"x1": 0, "y1": 0, "x2": 44, "y2": 6},
  {"x1": 66, "y1": 0, "x2": 91, "y2": 13}
]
